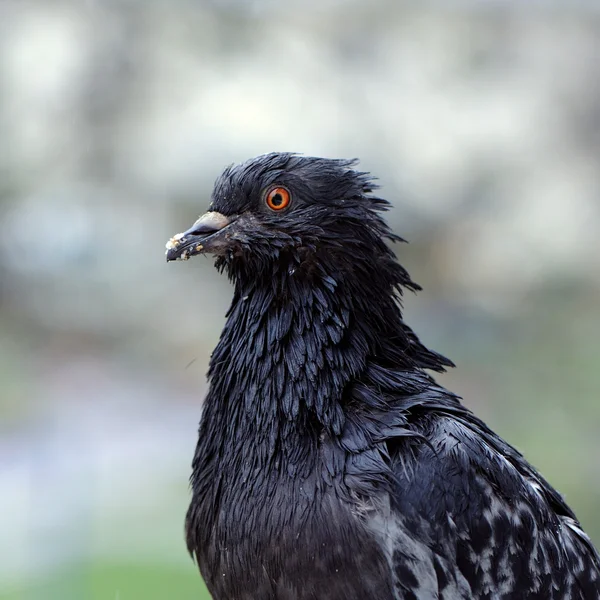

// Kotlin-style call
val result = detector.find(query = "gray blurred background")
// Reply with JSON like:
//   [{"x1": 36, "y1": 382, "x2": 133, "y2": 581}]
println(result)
[{"x1": 1, "y1": 1, "x2": 599, "y2": 598}]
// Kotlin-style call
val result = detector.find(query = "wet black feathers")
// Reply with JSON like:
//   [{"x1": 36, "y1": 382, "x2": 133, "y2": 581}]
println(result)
[{"x1": 182, "y1": 153, "x2": 600, "y2": 599}]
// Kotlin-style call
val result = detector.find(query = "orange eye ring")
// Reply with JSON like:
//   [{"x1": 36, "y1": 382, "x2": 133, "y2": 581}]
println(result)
[{"x1": 265, "y1": 186, "x2": 291, "y2": 211}]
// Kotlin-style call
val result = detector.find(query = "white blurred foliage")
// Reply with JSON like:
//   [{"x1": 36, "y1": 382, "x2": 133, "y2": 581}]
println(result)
[{"x1": 0, "y1": 1, "x2": 598, "y2": 324}]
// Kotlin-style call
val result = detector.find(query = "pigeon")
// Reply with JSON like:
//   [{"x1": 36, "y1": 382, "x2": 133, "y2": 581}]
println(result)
[{"x1": 166, "y1": 153, "x2": 600, "y2": 600}]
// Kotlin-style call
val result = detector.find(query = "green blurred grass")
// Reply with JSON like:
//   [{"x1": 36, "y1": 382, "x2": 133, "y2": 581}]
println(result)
[{"x1": 0, "y1": 562, "x2": 211, "y2": 600}]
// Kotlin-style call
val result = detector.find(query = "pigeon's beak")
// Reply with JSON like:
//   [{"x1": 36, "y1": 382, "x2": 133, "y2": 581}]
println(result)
[{"x1": 165, "y1": 211, "x2": 232, "y2": 261}]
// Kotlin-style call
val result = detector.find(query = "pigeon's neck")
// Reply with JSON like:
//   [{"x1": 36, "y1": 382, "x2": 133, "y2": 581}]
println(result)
[
  {"x1": 203, "y1": 258, "x2": 425, "y2": 439},
  {"x1": 206, "y1": 270, "x2": 368, "y2": 437},
  {"x1": 194, "y1": 256, "x2": 452, "y2": 492}
]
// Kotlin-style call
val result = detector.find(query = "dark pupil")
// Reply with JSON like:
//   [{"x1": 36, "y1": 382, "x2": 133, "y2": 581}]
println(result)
[{"x1": 271, "y1": 193, "x2": 283, "y2": 206}]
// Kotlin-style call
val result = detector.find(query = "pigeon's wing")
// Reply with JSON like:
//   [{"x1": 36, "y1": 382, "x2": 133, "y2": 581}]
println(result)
[{"x1": 387, "y1": 407, "x2": 600, "y2": 599}]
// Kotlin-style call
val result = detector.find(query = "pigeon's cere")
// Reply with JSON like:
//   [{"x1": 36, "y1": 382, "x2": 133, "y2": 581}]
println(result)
[{"x1": 167, "y1": 153, "x2": 600, "y2": 600}]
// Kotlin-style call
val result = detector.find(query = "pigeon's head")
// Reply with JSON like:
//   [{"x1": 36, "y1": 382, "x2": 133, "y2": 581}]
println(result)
[{"x1": 166, "y1": 153, "x2": 400, "y2": 278}]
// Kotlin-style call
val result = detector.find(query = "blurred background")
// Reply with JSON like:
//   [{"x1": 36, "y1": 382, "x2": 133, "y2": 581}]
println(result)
[{"x1": 1, "y1": 0, "x2": 599, "y2": 598}]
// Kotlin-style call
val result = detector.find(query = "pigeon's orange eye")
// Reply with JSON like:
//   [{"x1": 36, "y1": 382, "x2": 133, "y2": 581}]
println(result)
[{"x1": 266, "y1": 186, "x2": 291, "y2": 211}]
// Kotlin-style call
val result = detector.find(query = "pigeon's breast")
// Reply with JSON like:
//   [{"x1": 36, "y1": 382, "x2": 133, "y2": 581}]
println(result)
[{"x1": 188, "y1": 460, "x2": 397, "y2": 600}]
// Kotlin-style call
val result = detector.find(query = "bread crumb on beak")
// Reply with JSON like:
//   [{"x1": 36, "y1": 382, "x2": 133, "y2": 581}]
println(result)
[{"x1": 165, "y1": 232, "x2": 185, "y2": 252}]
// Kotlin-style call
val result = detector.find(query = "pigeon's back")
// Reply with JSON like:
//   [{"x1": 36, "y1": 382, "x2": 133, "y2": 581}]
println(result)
[
  {"x1": 333, "y1": 359, "x2": 600, "y2": 600},
  {"x1": 385, "y1": 408, "x2": 600, "y2": 599}
]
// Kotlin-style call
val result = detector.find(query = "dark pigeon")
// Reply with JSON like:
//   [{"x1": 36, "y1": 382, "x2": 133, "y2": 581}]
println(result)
[{"x1": 166, "y1": 153, "x2": 600, "y2": 600}]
